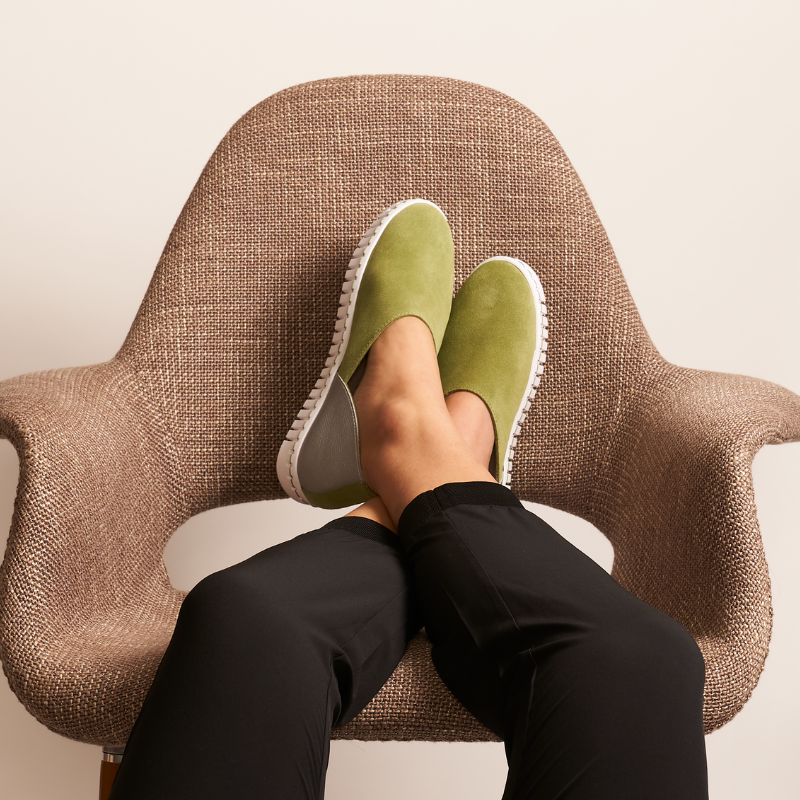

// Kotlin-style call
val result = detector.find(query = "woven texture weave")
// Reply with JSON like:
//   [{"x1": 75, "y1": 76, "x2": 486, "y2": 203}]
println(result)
[{"x1": 1, "y1": 75, "x2": 799, "y2": 747}]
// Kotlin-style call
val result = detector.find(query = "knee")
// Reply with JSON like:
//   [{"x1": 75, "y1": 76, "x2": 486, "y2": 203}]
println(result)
[
  {"x1": 169, "y1": 564, "x2": 333, "y2": 694},
  {"x1": 177, "y1": 564, "x2": 301, "y2": 644},
  {"x1": 590, "y1": 607, "x2": 706, "y2": 695}
]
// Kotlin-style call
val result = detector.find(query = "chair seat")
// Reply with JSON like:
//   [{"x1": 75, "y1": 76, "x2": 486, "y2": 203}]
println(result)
[{"x1": 333, "y1": 633, "x2": 500, "y2": 742}]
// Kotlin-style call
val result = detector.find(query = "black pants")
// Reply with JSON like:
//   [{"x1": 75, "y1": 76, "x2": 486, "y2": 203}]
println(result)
[{"x1": 109, "y1": 483, "x2": 708, "y2": 799}]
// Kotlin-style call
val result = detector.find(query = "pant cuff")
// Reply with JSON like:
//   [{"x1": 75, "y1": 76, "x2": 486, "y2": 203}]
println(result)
[
  {"x1": 398, "y1": 481, "x2": 522, "y2": 542},
  {"x1": 323, "y1": 517, "x2": 403, "y2": 550}
]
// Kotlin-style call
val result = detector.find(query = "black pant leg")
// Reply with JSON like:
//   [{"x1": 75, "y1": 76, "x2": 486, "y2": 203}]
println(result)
[
  {"x1": 110, "y1": 517, "x2": 419, "y2": 800},
  {"x1": 398, "y1": 482, "x2": 708, "y2": 800}
]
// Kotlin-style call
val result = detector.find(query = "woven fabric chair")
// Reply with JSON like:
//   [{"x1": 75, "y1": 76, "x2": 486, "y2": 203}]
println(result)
[{"x1": 2, "y1": 75, "x2": 799, "y2": 784}]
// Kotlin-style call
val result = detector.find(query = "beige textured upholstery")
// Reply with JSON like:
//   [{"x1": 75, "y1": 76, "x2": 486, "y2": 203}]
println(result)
[{"x1": 1, "y1": 75, "x2": 799, "y2": 748}]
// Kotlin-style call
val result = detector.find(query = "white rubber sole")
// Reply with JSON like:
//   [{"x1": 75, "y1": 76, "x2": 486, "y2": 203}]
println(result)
[
  {"x1": 277, "y1": 198, "x2": 446, "y2": 504},
  {"x1": 477, "y1": 257, "x2": 549, "y2": 487}
]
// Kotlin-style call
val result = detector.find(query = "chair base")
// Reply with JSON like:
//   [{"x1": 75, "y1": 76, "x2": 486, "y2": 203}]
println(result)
[{"x1": 99, "y1": 746, "x2": 124, "y2": 800}]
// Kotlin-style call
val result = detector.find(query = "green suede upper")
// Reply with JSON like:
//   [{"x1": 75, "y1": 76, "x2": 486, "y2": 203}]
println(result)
[
  {"x1": 338, "y1": 202, "x2": 455, "y2": 383},
  {"x1": 438, "y1": 259, "x2": 537, "y2": 481}
]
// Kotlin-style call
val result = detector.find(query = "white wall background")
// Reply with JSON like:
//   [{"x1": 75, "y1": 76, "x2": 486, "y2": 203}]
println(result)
[{"x1": 1, "y1": 1, "x2": 798, "y2": 797}]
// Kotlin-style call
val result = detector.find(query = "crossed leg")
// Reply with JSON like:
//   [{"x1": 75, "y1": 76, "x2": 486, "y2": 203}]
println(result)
[
  {"x1": 111, "y1": 316, "x2": 708, "y2": 799},
  {"x1": 107, "y1": 319, "x2": 498, "y2": 800},
  {"x1": 349, "y1": 316, "x2": 709, "y2": 799}
]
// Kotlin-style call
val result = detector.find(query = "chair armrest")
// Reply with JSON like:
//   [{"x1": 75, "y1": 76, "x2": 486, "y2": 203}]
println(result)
[
  {"x1": 0, "y1": 359, "x2": 187, "y2": 745},
  {"x1": 597, "y1": 365, "x2": 800, "y2": 732}
]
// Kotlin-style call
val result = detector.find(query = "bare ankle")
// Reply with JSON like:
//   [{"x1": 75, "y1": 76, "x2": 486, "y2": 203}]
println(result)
[
  {"x1": 357, "y1": 395, "x2": 430, "y2": 485},
  {"x1": 445, "y1": 391, "x2": 495, "y2": 468},
  {"x1": 352, "y1": 315, "x2": 448, "y2": 453}
]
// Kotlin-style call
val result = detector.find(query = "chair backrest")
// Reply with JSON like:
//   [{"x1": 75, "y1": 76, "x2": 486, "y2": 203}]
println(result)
[{"x1": 118, "y1": 74, "x2": 657, "y2": 518}]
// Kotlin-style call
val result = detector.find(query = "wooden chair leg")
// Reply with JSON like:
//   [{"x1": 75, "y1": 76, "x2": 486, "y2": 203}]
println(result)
[{"x1": 99, "y1": 746, "x2": 125, "y2": 800}]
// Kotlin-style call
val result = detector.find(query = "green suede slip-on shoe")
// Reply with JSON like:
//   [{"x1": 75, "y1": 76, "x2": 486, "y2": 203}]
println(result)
[
  {"x1": 277, "y1": 198, "x2": 455, "y2": 508},
  {"x1": 437, "y1": 257, "x2": 548, "y2": 486}
]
